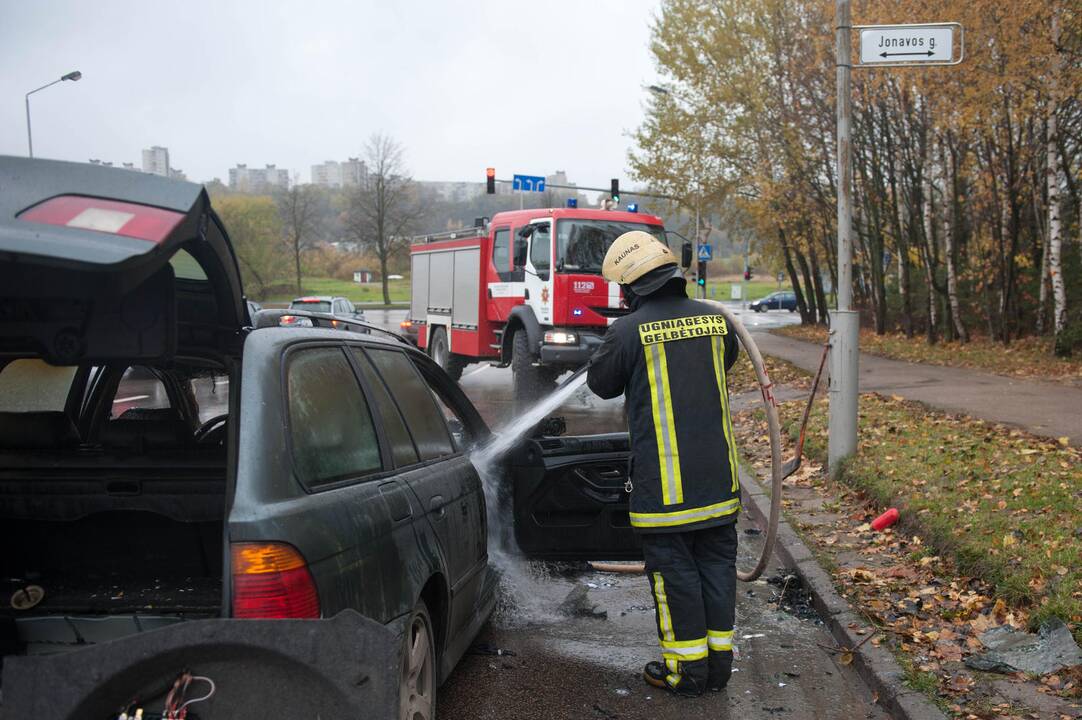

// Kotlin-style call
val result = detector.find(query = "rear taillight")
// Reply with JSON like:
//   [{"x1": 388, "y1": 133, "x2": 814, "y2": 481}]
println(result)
[
  {"x1": 18, "y1": 195, "x2": 185, "y2": 244},
  {"x1": 400, "y1": 320, "x2": 413, "y2": 330},
  {"x1": 231, "y1": 542, "x2": 320, "y2": 619},
  {"x1": 279, "y1": 315, "x2": 314, "y2": 327}
]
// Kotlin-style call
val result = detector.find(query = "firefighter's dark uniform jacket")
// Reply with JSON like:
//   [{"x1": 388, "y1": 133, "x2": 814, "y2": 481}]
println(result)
[{"x1": 587, "y1": 289, "x2": 741, "y2": 533}]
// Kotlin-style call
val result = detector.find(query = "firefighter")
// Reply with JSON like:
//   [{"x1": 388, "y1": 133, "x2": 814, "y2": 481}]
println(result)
[{"x1": 587, "y1": 231, "x2": 740, "y2": 697}]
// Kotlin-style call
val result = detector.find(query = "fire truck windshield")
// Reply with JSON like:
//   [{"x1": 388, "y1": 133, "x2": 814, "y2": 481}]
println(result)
[{"x1": 555, "y1": 220, "x2": 666, "y2": 274}]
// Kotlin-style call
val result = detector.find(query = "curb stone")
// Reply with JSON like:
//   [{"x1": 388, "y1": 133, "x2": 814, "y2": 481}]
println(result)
[{"x1": 739, "y1": 467, "x2": 947, "y2": 720}]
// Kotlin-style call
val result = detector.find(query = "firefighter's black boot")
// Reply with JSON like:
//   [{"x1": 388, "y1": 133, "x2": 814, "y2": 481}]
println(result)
[
  {"x1": 707, "y1": 651, "x2": 733, "y2": 691},
  {"x1": 643, "y1": 661, "x2": 706, "y2": 697}
]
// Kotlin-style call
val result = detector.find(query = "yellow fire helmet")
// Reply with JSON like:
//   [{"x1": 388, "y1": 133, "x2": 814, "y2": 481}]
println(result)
[{"x1": 602, "y1": 230, "x2": 682, "y2": 294}]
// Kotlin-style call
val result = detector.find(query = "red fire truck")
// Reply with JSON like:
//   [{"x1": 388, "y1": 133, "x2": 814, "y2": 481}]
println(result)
[{"x1": 409, "y1": 207, "x2": 686, "y2": 397}]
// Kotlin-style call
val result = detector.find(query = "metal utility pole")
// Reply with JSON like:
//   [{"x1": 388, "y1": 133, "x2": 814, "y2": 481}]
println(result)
[{"x1": 829, "y1": 0, "x2": 859, "y2": 471}]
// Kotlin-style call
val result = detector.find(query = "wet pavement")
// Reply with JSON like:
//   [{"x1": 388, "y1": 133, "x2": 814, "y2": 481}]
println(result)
[{"x1": 438, "y1": 516, "x2": 886, "y2": 719}]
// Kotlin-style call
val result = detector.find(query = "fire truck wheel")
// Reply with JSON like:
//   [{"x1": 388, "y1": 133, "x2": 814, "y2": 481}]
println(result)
[
  {"x1": 511, "y1": 330, "x2": 545, "y2": 401},
  {"x1": 429, "y1": 327, "x2": 464, "y2": 381}
]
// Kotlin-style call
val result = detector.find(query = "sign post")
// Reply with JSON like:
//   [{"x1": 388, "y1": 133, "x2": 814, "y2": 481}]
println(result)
[{"x1": 829, "y1": 11, "x2": 963, "y2": 474}]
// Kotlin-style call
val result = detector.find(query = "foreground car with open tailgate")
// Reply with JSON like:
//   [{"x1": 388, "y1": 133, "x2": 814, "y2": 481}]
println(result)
[{"x1": 0, "y1": 157, "x2": 638, "y2": 720}]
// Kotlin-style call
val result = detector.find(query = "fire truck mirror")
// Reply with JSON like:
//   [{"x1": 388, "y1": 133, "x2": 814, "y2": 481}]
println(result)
[{"x1": 681, "y1": 241, "x2": 693, "y2": 269}]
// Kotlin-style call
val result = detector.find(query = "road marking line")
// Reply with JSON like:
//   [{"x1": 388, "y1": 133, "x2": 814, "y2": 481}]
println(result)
[
  {"x1": 113, "y1": 395, "x2": 149, "y2": 404},
  {"x1": 464, "y1": 365, "x2": 490, "y2": 378}
]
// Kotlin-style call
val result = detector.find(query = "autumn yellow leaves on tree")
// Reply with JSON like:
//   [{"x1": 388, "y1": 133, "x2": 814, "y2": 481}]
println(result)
[{"x1": 632, "y1": 0, "x2": 1082, "y2": 355}]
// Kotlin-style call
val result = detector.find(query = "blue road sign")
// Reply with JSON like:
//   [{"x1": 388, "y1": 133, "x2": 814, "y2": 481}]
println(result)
[
  {"x1": 698, "y1": 244, "x2": 713, "y2": 262},
  {"x1": 512, "y1": 174, "x2": 546, "y2": 192}
]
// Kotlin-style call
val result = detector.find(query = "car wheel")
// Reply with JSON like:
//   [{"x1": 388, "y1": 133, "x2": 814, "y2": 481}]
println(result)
[
  {"x1": 429, "y1": 327, "x2": 464, "y2": 381},
  {"x1": 400, "y1": 600, "x2": 436, "y2": 720},
  {"x1": 512, "y1": 330, "x2": 544, "y2": 402}
]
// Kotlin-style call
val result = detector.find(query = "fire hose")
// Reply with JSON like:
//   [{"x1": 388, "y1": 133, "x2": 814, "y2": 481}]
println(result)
[{"x1": 565, "y1": 302, "x2": 829, "y2": 583}]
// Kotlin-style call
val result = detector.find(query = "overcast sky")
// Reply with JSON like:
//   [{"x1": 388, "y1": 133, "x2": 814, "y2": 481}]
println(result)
[{"x1": 1, "y1": 0, "x2": 662, "y2": 188}]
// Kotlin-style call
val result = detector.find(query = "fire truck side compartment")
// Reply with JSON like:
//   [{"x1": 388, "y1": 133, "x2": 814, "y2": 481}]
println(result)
[
  {"x1": 428, "y1": 252, "x2": 454, "y2": 313},
  {"x1": 411, "y1": 253, "x2": 429, "y2": 321},
  {"x1": 451, "y1": 248, "x2": 480, "y2": 328}
]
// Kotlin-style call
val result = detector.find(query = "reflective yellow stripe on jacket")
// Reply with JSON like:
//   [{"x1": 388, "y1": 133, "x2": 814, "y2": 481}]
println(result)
[
  {"x1": 643, "y1": 342, "x2": 682, "y2": 505},
  {"x1": 630, "y1": 498, "x2": 741, "y2": 529},
  {"x1": 710, "y1": 335, "x2": 740, "y2": 492}
]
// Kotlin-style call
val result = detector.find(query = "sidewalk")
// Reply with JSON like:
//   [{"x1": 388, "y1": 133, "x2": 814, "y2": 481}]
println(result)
[{"x1": 751, "y1": 331, "x2": 1082, "y2": 447}]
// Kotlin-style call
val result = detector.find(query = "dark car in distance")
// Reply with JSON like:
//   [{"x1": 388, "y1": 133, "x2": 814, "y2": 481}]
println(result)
[
  {"x1": 750, "y1": 290, "x2": 797, "y2": 312},
  {"x1": 0, "y1": 157, "x2": 637, "y2": 720},
  {"x1": 289, "y1": 295, "x2": 366, "y2": 323}
]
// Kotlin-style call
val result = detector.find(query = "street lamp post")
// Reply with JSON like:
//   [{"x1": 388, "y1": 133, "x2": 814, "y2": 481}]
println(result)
[{"x1": 25, "y1": 70, "x2": 82, "y2": 158}]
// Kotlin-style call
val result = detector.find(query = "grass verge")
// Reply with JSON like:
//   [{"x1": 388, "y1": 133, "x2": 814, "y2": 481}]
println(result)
[
  {"x1": 782, "y1": 393, "x2": 1082, "y2": 640},
  {"x1": 261, "y1": 277, "x2": 411, "y2": 304},
  {"x1": 774, "y1": 324, "x2": 1082, "y2": 385}
]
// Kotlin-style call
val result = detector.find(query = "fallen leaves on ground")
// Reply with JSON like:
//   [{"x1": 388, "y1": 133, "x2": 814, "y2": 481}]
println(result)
[{"x1": 733, "y1": 391, "x2": 1082, "y2": 719}]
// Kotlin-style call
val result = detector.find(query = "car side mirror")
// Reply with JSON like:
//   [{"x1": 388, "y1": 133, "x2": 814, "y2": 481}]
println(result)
[{"x1": 681, "y1": 242, "x2": 693, "y2": 269}]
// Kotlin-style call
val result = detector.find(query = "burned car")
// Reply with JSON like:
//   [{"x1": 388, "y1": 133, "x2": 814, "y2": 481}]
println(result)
[{"x1": 0, "y1": 157, "x2": 638, "y2": 719}]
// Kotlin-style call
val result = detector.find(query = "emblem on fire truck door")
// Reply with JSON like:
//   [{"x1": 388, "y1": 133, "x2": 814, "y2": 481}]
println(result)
[{"x1": 540, "y1": 286, "x2": 550, "y2": 304}]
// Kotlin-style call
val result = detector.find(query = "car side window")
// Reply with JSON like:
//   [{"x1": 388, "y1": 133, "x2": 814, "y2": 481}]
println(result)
[
  {"x1": 420, "y1": 374, "x2": 473, "y2": 452},
  {"x1": 366, "y1": 348, "x2": 455, "y2": 461},
  {"x1": 112, "y1": 366, "x2": 171, "y2": 418},
  {"x1": 287, "y1": 347, "x2": 382, "y2": 488},
  {"x1": 351, "y1": 348, "x2": 420, "y2": 468}
]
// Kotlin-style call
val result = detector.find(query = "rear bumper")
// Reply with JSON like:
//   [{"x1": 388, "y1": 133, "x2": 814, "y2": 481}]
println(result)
[
  {"x1": 1, "y1": 610, "x2": 398, "y2": 720},
  {"x1": 539, "y1": 331, "x2": 604, "y2": 367}
]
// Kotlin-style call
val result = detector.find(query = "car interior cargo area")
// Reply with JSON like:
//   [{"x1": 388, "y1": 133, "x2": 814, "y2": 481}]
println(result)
[{"x1": 0, "y1": 448, "x2": 227, "y2": 654}]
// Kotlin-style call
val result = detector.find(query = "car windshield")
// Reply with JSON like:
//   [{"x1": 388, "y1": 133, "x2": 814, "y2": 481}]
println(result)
[
  {"x1": 555, "y1": 220, "x2": 666, "y2": 274},
  {"x1": 292, "y1": 300, "x2": 332, "y2": 313}
]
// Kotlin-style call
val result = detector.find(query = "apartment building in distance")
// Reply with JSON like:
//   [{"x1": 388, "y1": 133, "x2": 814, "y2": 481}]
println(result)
[
  {"x1": 228, "y1": 164, "x2": 291, "y2": 193},
  {"x1": 310, "y1": 158, "x2": 367, "y2": 188},
  {"x1": 141, "y1": 146, "x2": 170, "y2": 177}
]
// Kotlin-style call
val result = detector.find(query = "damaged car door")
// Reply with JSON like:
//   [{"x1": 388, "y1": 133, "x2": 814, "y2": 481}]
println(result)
[{"x1": 506, "y1": 431, "x2": 642, "y2": 560}]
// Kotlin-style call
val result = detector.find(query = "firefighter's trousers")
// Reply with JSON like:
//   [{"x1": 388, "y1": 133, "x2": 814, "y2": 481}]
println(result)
[{"x1": 643, "y1": 522, "x2": 737, "y2": 691}]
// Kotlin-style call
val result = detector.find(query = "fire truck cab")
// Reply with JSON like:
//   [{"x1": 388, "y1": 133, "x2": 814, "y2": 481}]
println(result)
[{"x1": 410, "y1": 207, "x2": 675, "y2": 397}]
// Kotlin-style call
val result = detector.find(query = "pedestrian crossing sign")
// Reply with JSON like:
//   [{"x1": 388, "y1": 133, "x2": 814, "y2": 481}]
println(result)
[{"x1": 698, "y1": 244, "x2": 712, "y2": 262}]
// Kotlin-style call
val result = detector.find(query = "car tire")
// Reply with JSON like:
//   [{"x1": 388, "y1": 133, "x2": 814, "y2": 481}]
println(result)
[
  {"x1": 429, "y1": 327, "x2": 465, "y2": 381},
  {"x1": 512, "y1": 330, "x2": 545, "y2": 402},
  {"x1": 399, "y1": 599, "x2": 436, "y2": 720}
]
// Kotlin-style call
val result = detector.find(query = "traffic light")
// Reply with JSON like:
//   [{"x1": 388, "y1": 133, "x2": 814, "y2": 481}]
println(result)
[
  {"x1": 744, "y1": 268, "x2": 752, "y2": 281},
  {"x1": 486, "y1": 167, "x2": 496, "y2": 194},
  {"x1": 697, "y1": 260, "x2": 707, "y2": 287},
  {"x1": 610, "y1": 178, "x2": 620, "y2": 204}
]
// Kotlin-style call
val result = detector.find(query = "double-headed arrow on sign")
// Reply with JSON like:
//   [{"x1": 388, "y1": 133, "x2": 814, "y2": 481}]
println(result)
[{"x1": 879, "y1": 50, "x2": 935, "y2": 58}]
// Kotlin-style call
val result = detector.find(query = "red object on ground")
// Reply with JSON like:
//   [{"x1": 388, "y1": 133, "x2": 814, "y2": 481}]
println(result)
[{"x1": 871, "y1": 508, "x2": 900, "y2": 531}]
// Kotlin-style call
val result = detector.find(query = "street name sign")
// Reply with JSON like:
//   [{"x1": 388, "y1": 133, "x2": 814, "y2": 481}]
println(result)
[
  {"x1": 512, "y1": 174, "x2": 546, "y2": 192},
  {"x1": 857, "y1": 23, "x2": 962, "y2": 67},
  {"x1": 697, "y1": 244, "x2": 712, "y2": 262}
]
